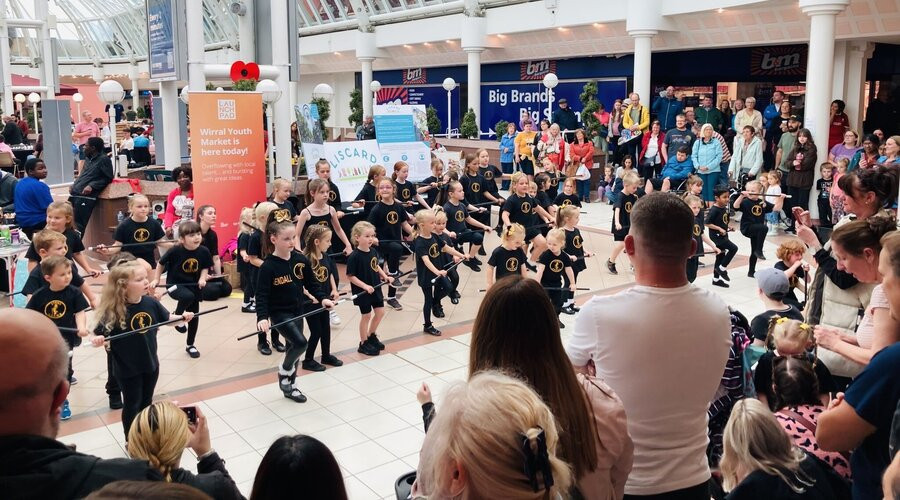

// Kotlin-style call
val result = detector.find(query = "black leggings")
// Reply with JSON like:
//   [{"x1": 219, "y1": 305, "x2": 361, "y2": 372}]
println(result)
[
  {"x1": 457, "y1": 229, "x2": 484, "y2": 248},
  {"x1": 687, "y1": 256, "x2": 699, "y2": 283},
  {"x1": 304, "y1": 307, "x2": 331, "y2": 361},
  {"x1": 241, "y1": 267, "x2": 256, "y2": 304},
  {"x1": 117, "y1": 368, "x2": 159, "y2": 439},
  {"x1": 200, "y1": 277, "x2": 232, "y2": 301},
  {"x1": 105, "y1": 351, "x2": 120, "y2": 396},
  {"x1": 742, "y1": 223, "x2": 768, "y2": 274},
  {"x1": 170, "y1": 286, "x2": 200, "y2": 346},
  {"x1": 272, "y1": 310, "x2": 308, "y2": 371},
  {"x1": 380, "y1": 241, "x2": 403, "y2": 298},
  {"x1": 421, "y1": 277, "x2": 450, "y2": 327},
  {"x1": 712, "y1": 236, "x2": 737, "y2": 271},
  {"x1": 562, "y1": 268, "x2": 582, "y2": 303}
]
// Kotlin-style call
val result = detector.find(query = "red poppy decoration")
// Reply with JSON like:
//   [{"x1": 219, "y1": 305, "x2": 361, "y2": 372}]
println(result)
[{"x1": 230, "y1": 61, "x2": 260, "y2": 82}]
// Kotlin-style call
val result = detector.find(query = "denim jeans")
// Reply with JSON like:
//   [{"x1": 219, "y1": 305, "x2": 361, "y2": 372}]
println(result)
[{"x1": 577, "y1": 179, "x2": 591, "y2": 201}]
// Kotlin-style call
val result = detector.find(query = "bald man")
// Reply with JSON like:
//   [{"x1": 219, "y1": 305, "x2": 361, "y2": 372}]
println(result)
[{"x1": 0, "y1": 309, "x2": 161, "y2": 498}]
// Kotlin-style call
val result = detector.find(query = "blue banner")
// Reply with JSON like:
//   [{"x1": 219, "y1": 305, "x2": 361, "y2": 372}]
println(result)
[
  {"x1": 146, "y1": 0, "x2": 180, "y2": 82},
  {"x1": 376, "y1": 86, "x2": 460, "y2": 133}
]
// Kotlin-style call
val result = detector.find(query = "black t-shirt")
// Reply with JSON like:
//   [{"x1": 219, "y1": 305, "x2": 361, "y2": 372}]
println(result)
[
  {"x1": 367, "y1": 201, "x2": 405, "y2": 241},
  {"x1": 255, "y1": 251, "x2": 322, "y2": 320},
  {"x1": 750, "y1": 306, "x2": 804, "y2": 343},
  {"x1": 22, "y1": 261, "x2": 84, "y2": 296},
  {"x1": 395, "y1": 180, "x2": 416, "y2": 206},
  {"x1": 248, "y1": 230, "x2": 263, "y2": 259},
  {"x1": 546, "y1": 172, "x2": 561, "y2": 199},
  {"x1": 158, "y1": 245, "x2": 213, "y2": 285},
  {"x1": 564, "y1": 227, "x2": 587, "y2": 273},
  {"x1": 26, "y1": 285, "x2": 89, "y2": 330},
  {"x1": 489, "y1": 246, "x2": 526, "y2": 281},
  {"x1": 302, "y1": 207, "x2": 334, "y2": 241},
  {"x1": 326, "y1": 180, "x2": 342, "y2": 211},
  {"x1": 692, "y1": 212, "x2": 705, "y2": 257},
  {"x1": 114, "y1": 217, "x2": 166, "y2": 267},
  {"x1": 774, "y1": 260, "x2": 806, "y2": 306},
  {"x1": 434, "y1": 232, "x2": 455, "y2": 267},
  {"x1": 237, "y1": 232, "x2": 251, "y2": 272},
  {"x1": 554, "y1": 193, "x2": 581, "y2": 208},
  {"x1": 706, "y1": 204, "x2": 731, "y2": 235},
  {"x1": 414, "y1": 234, "x2": 446, "y2": 286},
  {"x1": 738, "y1": 198, "x2": 773, "y2": 230},
  {"x1": 347, "y1": 248, "x2": 381, "y2": 292},
  {"x1": 95, "y1": 296, "x2": 169, "y2": 378},
  {"x1": 201, "y1": 229, "x2": 219, "y2": 269},
  {"x1": 461, "y1": 172, "x2": 486, "y2": 205},
  {"x1": 754, "y1": 351, "x2": 836, "y2": 410},
  {"x1": 538, "y1": 249, "x2": 570, "y2": 286},
  {"x1": 443, "y1": 201, "x2": 470, "y2": 234},
  {"x1": 536, "y1": 191, "x2": 553, "y2": 212},
  {"x1": 612, "y1": 193, "x2": 638, "y2": 229},
  {"x1": 355, "y1": 182, "x2": 378, "y2": 219},
  {"x1": 502, "y1": 194, "x2": 537, "y2": 228},
  {"x1": 724, "y1": 454, "x2": 843, "y2": 500},
  {"x1": 306, "y1": 254, "x2": 334, "y2": 297},
  {"x1": 421, "y1": 176, "x2": 440, "y2": 208},
  {"x1": 479, "y1": 165, "x2": 502, "y2": 196},
  {"x1": 663, "y1": 128, "x2": 695, "y2": 153},
  {"x1": 271, "y1": 201, "x2": 297, "y2": 223},
  {"x1": 26, "y1": 228, "x2": 84, "y2": 262},
  {"x1": 816, "y1": 178, "x2": 833, "y2": 200}
]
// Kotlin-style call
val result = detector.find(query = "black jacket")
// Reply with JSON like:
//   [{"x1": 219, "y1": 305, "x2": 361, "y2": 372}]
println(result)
[
  {"x1": 169, "y1": 451, "x2": 245, "y2": 500},
  {"x1": 551, "y1": 107, "x2": 580, "y2": 132},
  {"x1": 2, "y1": 121, "x2": 24, "y2": 145},
  {"x1": 71, "y1": 152, "x2": 113, "y2": 197},
  {"x1": 0, "y1": 434, "x2": 162, "y2": 499}
]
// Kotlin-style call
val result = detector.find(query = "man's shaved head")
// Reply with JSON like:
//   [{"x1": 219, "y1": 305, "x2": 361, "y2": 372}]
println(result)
[
  {"x1": 0, "y1": 309, "x2": 69, "y2": 438},
  {"x1": 629, "y1": 193, "x2": 694, "y2": 261}
]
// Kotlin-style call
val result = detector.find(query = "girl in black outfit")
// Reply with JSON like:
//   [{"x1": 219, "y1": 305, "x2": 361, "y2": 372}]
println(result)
[
  {"x1": 432, "y1": 209, "x2": 461, "y2": 304},
  {"x1": 269, "y1": 178, "x2": 299, "y2": 222},
  {"x1": 486, "y1": 223, "x2": 528, "y2": 289},
  {"x1": 534, "y1": 172, "x2": 556, "y2": 236},
  {"x1": 255, "y1": 219, "x2": 334, "y2": 402},
  {"x1": 442, "y1": 181, "x2": 492, "y2": 271},
  {"x1": 98, "y1": 194, "x2": 169, "y2": 270},
  {"x1": 502, "y1": 172, "x2": 549, "y2": 268},
  {"x1": 557, "y1": 205, "x2": 591, "y2": 315},
  {"x1": 367, "y1": 178, "x2": 414, "y2": 311},
  {"x1": 535, "y1": 228, "x2": 575, "y2": 327},
  {"x1": 91, "y1": 261, "x2": 194, "y2": 438},
  {"x1": 352, "y1": 164, "x2": 386, "y2": 219},
  {"x1": 554, "y1": 178, "x2": 582, "y2": 208},
  {"x1": 733, "y1": 180, "x2": 785, "y2": 278},
  {"x1": 300, "y1": 225, "x2": 344, "y2": 372},
  {"x1": 392, "y1": 161, "x2": 429, "y2": 212},
  {"x1": 237, "y1": 208, "x2": 256, "y2": 313},
  {"x1": 196, "y1": 205, "x2": 233, "y2": 301},
  {"x1": 418, "y1": 159, "x2": 445, "y2": 208},
  {"x1": 477, "y1": 148, "x2": 505, "y2": 229},
  {"x1": 461, "y1": 153, "x2": 497, "y2": 240},
  {"x1": 248, "y1": 202, "x2": 282, "y2": 353},
  {"x1": 412, "y1": 209, "x2": 466, "y2": 336}
]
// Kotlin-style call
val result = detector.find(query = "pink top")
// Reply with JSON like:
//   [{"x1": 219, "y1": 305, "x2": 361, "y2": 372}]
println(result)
[
  {"x1": 775, "y1": 404, "x2": 851, "y2": 480},
  {"x1": 74, "y1": 121, "x2": 100, "y2": 145},
  {"x1": 0, "y1": 142, "x2": 11, "y2": 154},
  {"x1": 856, "y1": 284, "x2": 888, "y2": 350}
]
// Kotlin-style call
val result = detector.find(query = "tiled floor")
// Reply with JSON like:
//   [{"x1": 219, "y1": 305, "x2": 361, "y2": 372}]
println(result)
[{"x1": 52, "y1": 191, "x2": 803, "y2": 499}]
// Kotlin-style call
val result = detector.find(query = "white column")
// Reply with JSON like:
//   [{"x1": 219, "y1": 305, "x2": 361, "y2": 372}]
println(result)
[
  {"x1": 270, "y1": 0, "x2": 292, "y2": 179},
  {"x1": 356, "y1": 31, "x2": 378, "y2": 120},
  {"x1": 629, "y1": 30, "x2": 656, "y2": 106},
  {"x1": 34, "y1": 0, "x2": 55, "y2": 98},
  {"x1": 465, "y1": 49, "x2": 483, "y2": 132},
  {"x1": 461, "y1": 12, "x2": 486, "y2": 134},
  {"x1": 843, "y1": 41, "x2": 873, "y2": 134},
  {"x1": 801, "y1": 0, "x2": 849, "y2": 219},
  {"x1": 831, "y1": 41, "x2": 848, "y2": 101},
  {"x1": 159, "y1": 81, "x2": 181, "y2": 169},
  {"x1": 129, "y1": 65, "x2": 140, "y2": 112},
  {"x1": 360, "y1": 58, "x2": 374, "y2": 119},
  {"x1": 238, "y1": 0, "x2": 256, "y2": 61},
  {"x1": 186, "y1": 0, "x2": 205, "y2": 92},
  {"x1": 0, "y1": 0, "x2": 13, "y2": 115}
]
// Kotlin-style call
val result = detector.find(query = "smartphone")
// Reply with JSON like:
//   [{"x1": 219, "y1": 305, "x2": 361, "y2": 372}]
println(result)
[{"x1": 180, "y1": 406, "x2": 197, "y2": 425}]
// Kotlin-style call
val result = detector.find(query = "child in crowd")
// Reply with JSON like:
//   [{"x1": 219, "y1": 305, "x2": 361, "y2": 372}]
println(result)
[
  {"x1": 347, "y1": 221, "x2": 394, "y2": 356},
  {"x1": 196, "y1": 205, "x2": 233, "y2": 301},
  {"x1": 486, "y1": 223, "x2": 528, "y2": 289},
  {"x1": 660, "y1": 146, "x2": 694, "y2": 188},
  {"x1": 764, "y1": 170, "x2": 784, "y2": 234},
  {"x1": 255, "y1": 220, "x2": 334, "y2": 402},
  {"x1": 269, "y1": 178, "x2": 298, "y2": 222},
  {"x1": 829, "y1": 158, "x2": 849, "y2": 223},
  {"x1": 91, "y1": 261, "x2": 193, "y2": 438},
  {"x1": 392, "y1": 161, "x2": 429, "y2": 211},
  {"x1": 300, "y1": 225, "x2": 343, "y2": 372},
  {"x1": 557, "y1": 205, "x2": 591, "y2": 314},
  {"x1": 248, "y1": 201, "x2": 281, "y2": 353},
  {"x1": 502, "y1": 172, "x2": 547, "y2": 271},
  {"x1": 98, "y1": 194, "x2": 169, "y2": 269},
  {"x1": 26, "y1": 255, "x2": 90, "y2": 420},
  {"x1": 684, "y1": 195, "x2": 719, "y2": 283},
  {"x1": 815, "y1": 162, "x2": 834, "y2": 229},
  {"x1": 597, "y1": 165, "x2": 614, "y2": 204},
  {"x1": 535, "y1": 228, "x2": 574, "y2": 327},
  {"x1": 418, "y1": 159, "x2": 445, "y2": 208},
  {"x1": 433, "y1": 209, "x2": 462, "y2": 304},
  {"x1": 477, "y1": 148, "x2": 505, "y2": 226},
  {"x1": 534, "y1": 172, "x2": 556, "y2": 230},
  {"x1": 754, "y1": 317, "x2": 836, "y2": 411},
  {"x1": 541, "y1": 156, "x2": 562, "y2": 199},
  {"x1": 706, "y1": 187, "x2": 738, "y2": 288},
  {"x1": 773, "y1": 239, "x2": 810, "y2": 310},
  {"x1": 461, "y1": 153, "x2": 496, "y2": 247},
  {"x1": 368, "y1": 178, "x2": 413, "y2": 311},
  {"x1": 152, "y1": 220, "x2": 211, "y2": 358},
  {"x1": 413, "y1": 209, "x2": 466, "y2": 336},
  {"x1": 607, "y1": 171, "x2": 641, "y2": 275},
  {"x1": 352, "y1": 164, "x2": 387, "y2": 219},
  {"x1": 442, "y1": 180, "x2": 492, "y2": 272},
  {"x1": 684, "y1": 175, "x2": 703, "y2": 198},
  {"x1": 748, "y1": 268, "x2": 804, "y2": 347},
  {"x1": 554, "y1": 177, "x2": 582, "y2": 208},
  {"x1": 236, "y1": 207, "x2": 257, "y2": 313},
  {"x1": 22, "y1": 229, "x2": 98, "y2": 308},
  {"x1": 26, "y1": 201, "x2": 102, "y2": 277},
  {"x1": 313, "y1": 159, "x2": 344, "y2": 215},
  {"x1": 734, "y1": 180, "x2": 786, "y2": 278}
]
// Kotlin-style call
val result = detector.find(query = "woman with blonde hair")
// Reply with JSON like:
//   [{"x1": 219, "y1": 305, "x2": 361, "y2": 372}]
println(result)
[
  {"x1": 720, "y1": 398, "x2": 844, "y2": 498},
  {"x1": 127, "y1": 401, "x2": 243, "y2": 499},
  {"x1": 413, "y1": 370, "x2": 574, "y2": 500}
]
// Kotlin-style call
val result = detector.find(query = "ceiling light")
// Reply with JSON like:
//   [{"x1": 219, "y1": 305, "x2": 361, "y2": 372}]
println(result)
[
  {"x1": 717, "y1": 8, "x2": 725, "y2": 13},
  {"x1": 404, "y1": 44, "x2": 411, "y2": 48},
  {"x1": 557, "y1": 27, "x2": 568, "y2": 32},
  {"x1": 593, "y1": 23, "x2": 604, "y2": 28}
]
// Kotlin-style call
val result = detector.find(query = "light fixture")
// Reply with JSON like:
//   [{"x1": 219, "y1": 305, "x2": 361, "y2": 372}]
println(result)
[
  {"x1": 215, "y1": 87, "x2": 224, "y2": 92},
  {"x1": 557, "y1": 27, "x2": 568, "y2": 32},
  {"x1": 72, "y1": 91, "x2": 84, "y2": 118},
  {"x1": 542, "y1": 73, "x2": 558, "y2": 121},
  {"x1": 442, "y1": 78, "x2": 456, "y2": 138},
  {"x1": 97, "y1": 79, "x2": 126, "y2": 176},
  {"x1": 27, "y1": 92, "x2": 41, "y2": 138},
  {"x1": 423, "y1": 42, "x2": 431, "y2": 46},
  {"x1": 717, "y1": 7, "x2": 724, "y2": 13},
  {"x1": 334, "y1": 51, "x2": 341, "y2": 55},
  {"x1": 593, "y1": 23, "x2": 604, "y2": 28},
  {"x1": 256, "y1": 79, "x2": 282, "y2": 182},
  {"x1": 370, "y1": 80, "x2": 382, "y2": 93},
  {"x1": 72, "y1": 92, "x2": 83, "y2": 103},
  {"x1": 403, "y1": 44, "x2": 411, "y2": 48},
  {"x1": 312, "y1": 83, "x2": 335, "y2": 100},
  {"x1": 256, "y1": 79, "x2": 282, "y2": 105},
  {"x1": 14, "y1": 93, "x2": 25, "y2": 104},
  {"x1": 27, "y1": 92, "x2": 41, "y2": 104},
  {"x1": 496, "y1": 33, "x2": 506, "y2": 38},
  {"x1": 445, "y1": 39, "x2": 454, "y2": 44},
  {"x1": 179, "y1": 85, "x2": 190, "y2": 104}
]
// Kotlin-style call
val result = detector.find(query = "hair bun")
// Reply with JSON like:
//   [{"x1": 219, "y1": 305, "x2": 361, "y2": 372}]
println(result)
[{"x1": 867, "y1": 214, "x2": 898, "y2": 236}]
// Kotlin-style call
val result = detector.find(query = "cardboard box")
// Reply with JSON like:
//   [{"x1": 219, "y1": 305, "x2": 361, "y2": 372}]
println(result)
[{"x1": 224, "y1": 261, "x2": 241, "y2": 289}]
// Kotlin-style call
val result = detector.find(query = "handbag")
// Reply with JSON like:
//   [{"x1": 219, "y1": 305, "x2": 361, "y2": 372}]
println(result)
[
  {"x1": 575, "y1": 164, "x2": 591, "y2": 181},
  {"x1": 565, "y1": 162, "x2": 578, "y2": 178}
]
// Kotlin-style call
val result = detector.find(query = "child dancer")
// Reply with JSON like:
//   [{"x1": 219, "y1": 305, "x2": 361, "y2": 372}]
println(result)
[
  {"x1": 353, "y1": 164, "x2": 387, "y2": 219},
  {"x1": 554, "y1": 177, "x2": 581, "y2": 208},
  {"x1": 98, "y1": 194, "x2": 169, "y2": 269},
  {"x1": 368, "y1": 178, "x2": 413, "y2": 311},
  {"x1": 392, "y1": 161, "x2": 429, "y2": 211},
  {"x1": 486, "y1": 223, "x2": 528, "y2": 288},
  {"x1": 413, "y1": 209, "x2": 466, "y2": 336},
  {"x1": 26, "y1": 255, "x2": 90, "y2": 420},
  {"x1": 764, "y1": 170, "x2": 784, "y2": 234},
  {"x1": 684, "y1": 195, "x2": 719, "y2": 283},
  {"x1": 606, "y1": 171, "x2": 641, "y2": 275},
  {"x1": 534, "y1": 172, "x2": 556, "y2": 230},
  {"x1": 418, "y1": 159, "x2": 445, "y2": 208},
  {"x1": 347, "y1": 221, "x2": 394, "y2": 356},
  {"x1": 255, "y1": 220, "x2": 334, "y2": 402},
  {"x1": 22, "y1": 229, "x2": 98, "y2": 308},
  {"x1": 461, "y1": 153, "x2": 495, "y2": 249},
  {"x1": 774, "y1": 239, "x2": 810, "y2": 310},
  {"x1": 477, "y1": 148, "x2": 505, "y2": 230},
  {"x1": 196, "y1": 205, "x2": 232, "y2": 301},
  {"x1": 237, "y1": 207, "x2": 256, "y2": 313},
  {"x1": 269, "y1": 178, "x2": 298, "y2": 222},
  {"x1": 535, "y1": 228, "x2": 575, "y2": 328},
  {"x1": 815, "y1": 162, "x2": 834, "y2": 229},
  {"x1": 90, "y1": 261, "x2": 193, "y2": 438},
  {"x1": 432, "y1": 209, "x2": 461, "y2": 304},
  {"x1": 540, "y1": 157, "x2": 562, "y2": 199},
  {"x1": 26, "y1": 201, "x2": 102, "y2": 277},
  {"x1": 557, "y1": 205, "x2": 591, "y2": 314},
  {"x1": 313, "y1": 159, "x2": 344, "y2": 215},
  {"x1": 706, "y1": 187, "x2": 738, "y2": 288},
  {"x1": 248, "y1": 202, "x2": 281, "y2": 353},
  {"x1": 442, "y1": 180, "x2": 491, "y2": 272},
  {"x1": 300, "y1": 225, "x2": 344, "y2": 372},
  {"x1": 733, "y1": 180, "x2": 786, "y2": 278},
  {"x1": 152, "y1": 220, "x2": 211, "y2": 358},
  {"x1": 502, "y1": 172, "x2": 547, "y2": 271}
]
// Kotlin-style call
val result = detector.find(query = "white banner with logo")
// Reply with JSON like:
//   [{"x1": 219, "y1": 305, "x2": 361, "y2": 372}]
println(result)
[
  {"x1": 323, "y1": 140, "x2": 381, "y2": 202},
  {"x1": 373, "y1": 104, "x2": 431, "y2": 181}
]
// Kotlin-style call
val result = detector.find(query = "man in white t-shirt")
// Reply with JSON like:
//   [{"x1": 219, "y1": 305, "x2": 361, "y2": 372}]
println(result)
[{"x1": 566, "y1": 192, "x2": 731, "y2": 499}]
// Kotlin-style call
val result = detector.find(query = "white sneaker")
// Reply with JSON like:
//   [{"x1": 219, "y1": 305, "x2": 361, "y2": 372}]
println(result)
[
  {"x1": 767, "y1": 223, "x2": 778, "y2": 236},
  {"x1": 329, "y1": 310, "x2": 341, "y2": 326}
]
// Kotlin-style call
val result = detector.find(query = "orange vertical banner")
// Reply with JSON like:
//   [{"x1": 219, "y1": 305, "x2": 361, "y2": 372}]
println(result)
[{"x1": 190, "y1": 92, "x2": 266, "y2": 249}]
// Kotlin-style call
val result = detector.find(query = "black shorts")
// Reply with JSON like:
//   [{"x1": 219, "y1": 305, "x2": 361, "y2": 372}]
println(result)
[
  {"x1": 353, "y1": 286, "x2": 384, "y2": 314},
  {"x1": 525, "y1": 228, "x2": 541, "y2": 243},
  {"x1": 612, "y1": 226, "x2": 629, "y2": 242}
]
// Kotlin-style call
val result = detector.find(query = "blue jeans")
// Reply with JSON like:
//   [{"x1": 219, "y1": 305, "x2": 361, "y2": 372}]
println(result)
[
  {"x1": 718, "y1": 163, "x2": 730, "y2": 188},
  {"x1": 500, "y1": 162, "x2": 514, "y2": 190},
  {"x1": 765, "y1": 212, "x2": 779, "y2": 225},
  {"x1": 577, "y1": 179, "x2": 591, "y2": 201}
]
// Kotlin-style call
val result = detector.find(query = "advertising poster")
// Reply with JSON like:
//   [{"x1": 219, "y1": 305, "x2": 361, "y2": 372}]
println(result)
[
  {"x1": 145, "y1": 0, "x2": 185, "y2": 82},
  {"x1": 324, "y1": 140, "x2": 381, "y2": 202},
  {"x1": 373, "y1": 104, "x2": 431, "y2": 181},
  {"x1": 189, "y1": 92, "x2": 266, "y2": 246},
  {"x1": 376, "y1": 86, "x2": 460, "y2": 133},
  {"x1": 296, "y1": 103, "x2": 324, "y2": 177}
]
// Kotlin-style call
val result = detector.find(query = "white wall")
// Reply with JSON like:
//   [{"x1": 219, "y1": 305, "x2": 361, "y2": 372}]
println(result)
[{"x1": 298, "y1": 72, "x2": 356, "y2": 137}]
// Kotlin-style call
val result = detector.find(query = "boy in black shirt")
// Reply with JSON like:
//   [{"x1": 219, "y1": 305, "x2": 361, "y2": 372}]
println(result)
[
  {"x1": 536, "y1": 229, "x2": 574, "y2": 327},
  {"x1": 367, "y1": 180, "x2": 413, "y2": 311},
  {"x1": 152, "y1": 220, "x2": 212, "y2": 358},
  {"x1": 816, "y1": 163, "x2": 834, "y2": 229},
  {"x1": 23, "y1": 229, "x2": 97, "y2": 307},
  {"x1": 684, "y1": 195, "x2": 719, "y2": 284},
  {"x1": 734, "y1": 180, "x2": 786, "y2": 278},
  {"x1": 607, "y1": 171, "x2": 641, "y2": 275},
  {"x1": 706, "y1": 187, "x2": 738, "y2": 288}
]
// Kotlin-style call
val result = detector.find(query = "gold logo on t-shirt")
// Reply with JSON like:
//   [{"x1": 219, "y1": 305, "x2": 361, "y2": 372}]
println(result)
[
  {"x1": 293, "y1": 262, "x2": 305, "y2": 280},
  {"x1": 313, "y1": 265, "x2": 328, "y2": 283},
  {"x1": 561, "y1": 199, "x2": 571, "y2": 206},
  {"x1": 520, "y1": 202, "x2": 532, "y2": 214},
  {"x1": 455, "y1": 210, "x2": 465, "y2": 222},
  {"x1": 386, "y1": 211, "x2": 399, "y2": 224},
  {"x1": 484, "y1": 170, "x2": 494, "y2": 180},
  {"x1": 375, "y1": 194, "x2": 382, "y2": 202},
  {"x1": 550, "y1": 177, "x2": 559, "y2": 186},
  {"x1": 318, "y1": 220, "x2": 330, "y2": 227},
  {"x1": 573, "y1": 235, "x2": 583, "y2": 249},
  {"x1": 44, "y1": 300, "x2": 66, "y2": 320},
  {"x1": 722, "y1": 213, "x2": 730, "y2": 225},
  {"x1": 182, "y1": 258, "x2": 199, "y2": 273},
  {"x1": 328, "y1": 191, "x2": 337, "y2": 201},
  {"x1": 428, "y1": 243, "x2": 440, "y2": 258},
  {"x1": 133, "y1": 228, "x2": 150, "y2": 242},
  {"x1": 402, "y1": 188, "x2": 411, "y2": 199},
  {"x1": 549, "y1": 259, "x2": 564, "y2": 273},
  {"x1": 471, "y1": 183, "x2": 481, "y2": 193},
  {"x1": 130, "y1": 312, "x2": 153, "y2": 331},
  {"x1": 693, "y1": 224, "x2": 701, "y2": 236},
  {"x1": 370, "y1": 256, "x2": 379, "y2": 272},
  {"x1": 273, "y1": 209, "x2": 292, "y2": 223},
  {"x1": 505, "y1": 257, "x2": 519, "y2": 272},
  {"x1": 625, "y1": 201, "x2": 633, "y2": 213},
  {"x1": 751, "y1": 204, "x2": 763, "y2": 217}
]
